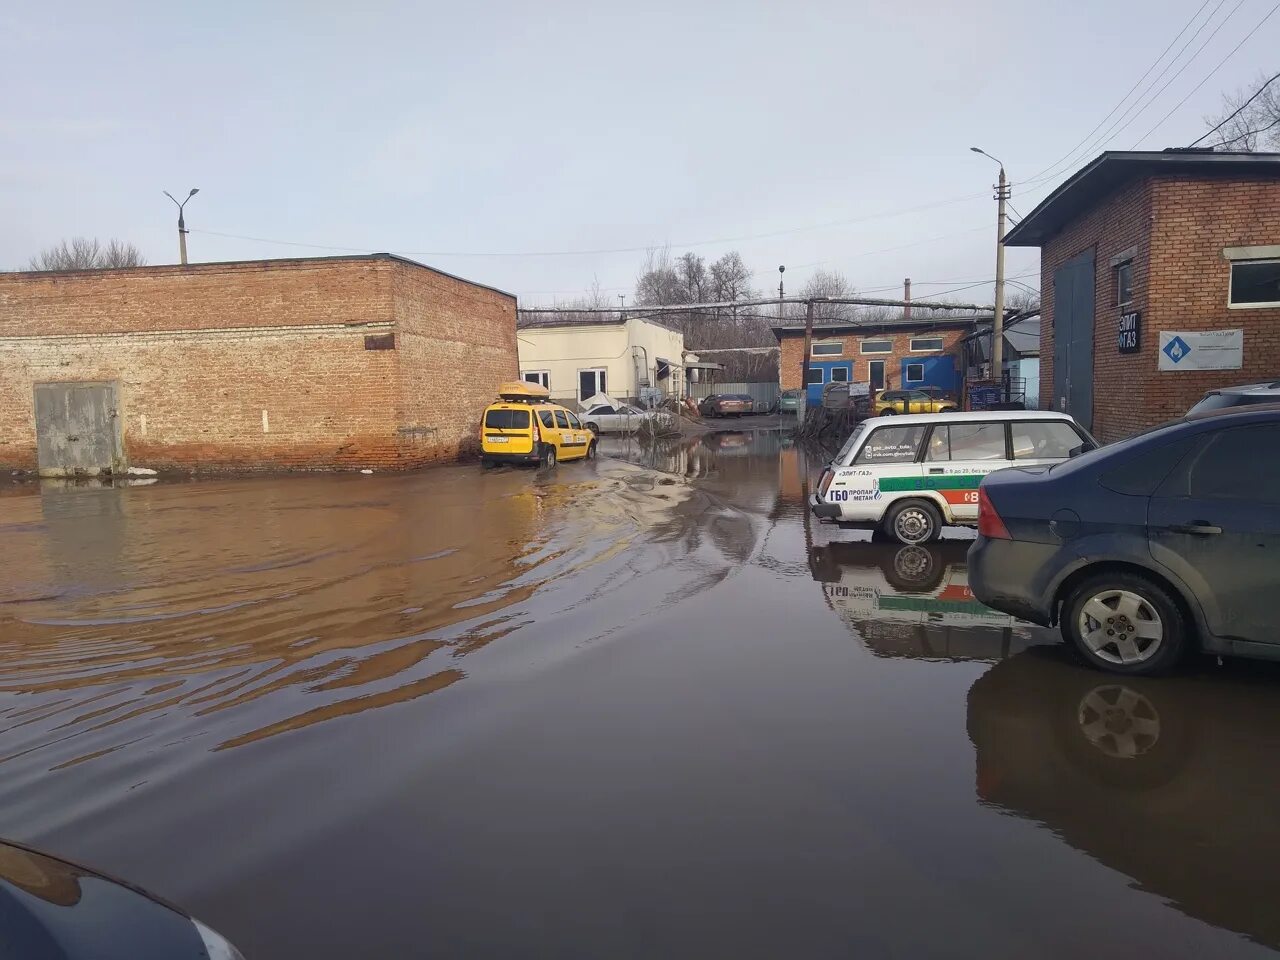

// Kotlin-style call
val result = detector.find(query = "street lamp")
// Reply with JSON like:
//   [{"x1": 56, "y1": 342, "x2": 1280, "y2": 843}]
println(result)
[
  {"x1": 778, "y1": 265, "x2": 785, "y2": 322},
  {"x1": 970, "y1": 147, "x2": 1009, "y2": 388},
  {"x1": 163, "y1": 188, "x2": 200, "y2": 266}
]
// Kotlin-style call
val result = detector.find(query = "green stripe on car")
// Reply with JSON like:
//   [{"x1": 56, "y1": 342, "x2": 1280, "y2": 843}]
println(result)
[{"x1": 877, "y1": 474, "x2": 985, "y2": 492}]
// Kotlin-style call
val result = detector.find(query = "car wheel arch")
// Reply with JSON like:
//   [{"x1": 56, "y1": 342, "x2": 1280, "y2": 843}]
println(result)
[{"x1": 1050, "y1": 559, "x2": 1207, "y2": 649}]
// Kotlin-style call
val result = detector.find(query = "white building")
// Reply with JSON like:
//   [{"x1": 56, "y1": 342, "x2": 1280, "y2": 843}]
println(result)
[{"x1": 516, "y1": 315, "x2": 686, "y2": 406}]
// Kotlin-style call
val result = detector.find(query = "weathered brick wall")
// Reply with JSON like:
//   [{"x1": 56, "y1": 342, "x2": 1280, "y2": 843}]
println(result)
[
  {"x1": 778, "y1": 327, "x2": 970, "y2": 391},
  {"x1": 0, "y1": 258, "x2": 393, "y2": 337},
  {"x1": 392, "y1": 261, "x2": 518, "y2": 466},
  {"x1": 0, "y1": 256, "x2": 519, "y2": 472},
  {"x1": 1040, "y1": 178, "x2": 1153, "y2": 440},
  {"x1": 0, "y1": 329, "x2": 402, "y2": 471},
  {"x1": 1039, "y1": 174, "x2": 1280, "y2": 442}
]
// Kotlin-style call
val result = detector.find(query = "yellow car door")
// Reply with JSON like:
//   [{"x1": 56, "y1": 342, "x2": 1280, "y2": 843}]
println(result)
[
  {"x1": 907, "y1": 390, "x2": 932, "y2": 414},
  {"x1": 553, "y1": 409, "x2": 580, "y2": 459},
  {"x1": 536, "y1": 408, "x2": 560, "y2": 453},
  {"x1": 562, "y1": 410, "x2": 592, "y2": 460}
]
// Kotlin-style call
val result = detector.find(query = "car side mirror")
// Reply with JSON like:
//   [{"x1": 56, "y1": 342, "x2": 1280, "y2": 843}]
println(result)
[{"x1": 1069, "y1": 441, "x2": 1097, "y2": 458}]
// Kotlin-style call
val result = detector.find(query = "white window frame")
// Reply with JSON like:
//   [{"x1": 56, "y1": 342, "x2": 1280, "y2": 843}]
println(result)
[
  {"x1": 578, "y1": 367, "x2": 608, "y2": 401},
  {"x1": 904, "y1": 362, "x2": 925, "y2": 383},
  {"x1": 806, "y1": 367, "x2": 825, "y2": 386},
  {"x1": 1115, "y1": 260, "x2": 1134, "y2": 308},
  {"x1": 867, "y1": 359, "x2": 886, "y2": 388},
  {"x1": 1228, "y1": 258, "x2": 1280, "y2": 310},
  {"x1": 811, "y1": 340, "x2": 843, "y2": 357},
  {"x1": 860, "y1": 339, "x2": 893, "y2": 355},
  {"x1": 829, "y1": 365, "x2": 850, "y2": 383},
  {"x1": 522, "y1": 370, "x2": 550, "y2": 388},
  {"x1": 909, "y1": 337, "x2": 944, "y2": 353}
]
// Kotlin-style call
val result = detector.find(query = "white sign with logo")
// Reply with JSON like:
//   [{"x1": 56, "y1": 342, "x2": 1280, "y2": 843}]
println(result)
[{"x1": 1158, "y1": 329, "x2": 1243, "y2": 371}]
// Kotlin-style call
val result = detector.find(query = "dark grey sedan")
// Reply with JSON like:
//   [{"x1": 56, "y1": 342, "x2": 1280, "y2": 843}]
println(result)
[{"x1": 969, "y1": 405, "x2": 1280, "y2": 675}]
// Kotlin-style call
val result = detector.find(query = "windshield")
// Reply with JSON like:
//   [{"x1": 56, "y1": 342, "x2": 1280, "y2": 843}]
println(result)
[
  {"x1": 1187, "y1": 392, "x2": 1274, "y2": 414},
  {"x1": 835, "y1": 423, "x2": 869, "y2": 464}
]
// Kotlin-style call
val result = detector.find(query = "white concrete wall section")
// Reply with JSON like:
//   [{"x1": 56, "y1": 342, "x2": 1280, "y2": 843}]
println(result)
[{"x1": 517, "y1": 323, "x2": 630, "y2": 404}]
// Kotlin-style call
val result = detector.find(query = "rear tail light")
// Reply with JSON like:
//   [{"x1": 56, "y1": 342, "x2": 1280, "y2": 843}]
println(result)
[{"x1": 977, "y1": 486, "x2": 1011, "y2": 540}]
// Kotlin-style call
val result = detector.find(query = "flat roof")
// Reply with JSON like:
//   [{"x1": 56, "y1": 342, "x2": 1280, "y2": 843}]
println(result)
[
  {"x1": 1005, "y1": 149, "x2": 1280, "y2": 247},
  {"x1": 771, "y1": 315, "x2": 986, "y2": 339},
  {"x1": 2, "y1": 253, "x2": 517, "y2": 301},
  {"x1": 516, "y1": 313, "x2": 682, "y2": 332}
]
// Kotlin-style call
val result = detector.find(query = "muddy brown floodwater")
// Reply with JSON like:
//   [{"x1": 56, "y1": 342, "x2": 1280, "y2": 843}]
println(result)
[{"x1": 2, "y1": 430, "x2": 1279, "y2": 958}]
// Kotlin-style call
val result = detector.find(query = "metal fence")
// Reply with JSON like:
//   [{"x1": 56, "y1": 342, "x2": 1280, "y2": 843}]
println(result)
[{"x1": 688, "y1": 381, "x2": 780, "y2": 411}]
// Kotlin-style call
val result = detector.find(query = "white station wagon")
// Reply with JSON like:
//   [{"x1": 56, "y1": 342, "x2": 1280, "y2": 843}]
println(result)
[{"x1": 811, "y1": 411, "x2": 1096, "y2": 544}]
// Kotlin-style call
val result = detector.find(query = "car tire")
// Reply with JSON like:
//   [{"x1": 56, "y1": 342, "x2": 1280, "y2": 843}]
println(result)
[
  {"x1": 541, "y1": 445, "x2": 557, "y2": 469},
  {"x1": 586, "y1": 422, "x2": 600, "y2": 435},
  {"x1": 481, "y1": 457, "x2": 496, "y2": 469},
  {"x1": 880, "y1": 409, "x2": 897, "y2": 416},
  {"x1": 1061, "y1": 572, "x2": 1188, "y2": 676},
  {"x1": 586, "y1": 441, "x2": 598, "y2": 461},
  {"x1": 885, "y1": 499, "x2": 942, "y2": 545}
]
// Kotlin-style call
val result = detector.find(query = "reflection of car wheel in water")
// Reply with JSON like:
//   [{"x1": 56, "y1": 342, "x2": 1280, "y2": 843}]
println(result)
[
  {"x1": 1062, "y1": 572, "x2": 1187, "y2": 675},
  {"x1": 886, "y1": 499, "x2": 941, "y2": 545},
  {"x1": 1057, "y1": 679, "x2": 1191, "y2": 790},
  {"x1": 882, "y1": 544, "x2": 946, "y2": 592}
]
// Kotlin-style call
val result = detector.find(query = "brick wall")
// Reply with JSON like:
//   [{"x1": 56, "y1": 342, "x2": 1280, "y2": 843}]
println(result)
[
  {"x1": 0, "y1": 256, "x2": 518, "y2": 472},
  {"x1": 778, "y1": 327, "x2": 970, "y2": 391},
  {"x1": 1039, "y1": 177, "x2": 1153, "y2": 441},
  {"x1": 391, "y1": 260, "x2": 518, "y2": 466},
  {"x1": 1039, "y1": 174, "x2": 1280, "y2": 442}
]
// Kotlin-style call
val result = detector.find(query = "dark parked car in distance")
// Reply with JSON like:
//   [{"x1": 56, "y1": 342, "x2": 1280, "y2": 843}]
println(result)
[
  {"x1": 968, "y1": 405, "x2": 1280, "y2": 675},
  {"x1": 1187, "y1": 379, "x2": 1280, "y2": 414},
  {"x1": 699, "y1": 394, "x2": 755, "y2": 418},
  {"x1": 0, "y1": 838, "x2": 244, "y2": 958}
]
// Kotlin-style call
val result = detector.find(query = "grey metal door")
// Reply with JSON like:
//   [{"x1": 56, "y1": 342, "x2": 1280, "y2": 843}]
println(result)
[
  {"x1": 34, "y1": 382, "x2": 123, "y2": 477},
  {"x1": 1052, "y1": 248, "x2": 1095, "y2": 429}
]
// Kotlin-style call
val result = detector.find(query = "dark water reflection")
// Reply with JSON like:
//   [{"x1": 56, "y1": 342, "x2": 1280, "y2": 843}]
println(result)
[{"x1": 1, "y1": 436, "x2": 1277, "y2": 958}]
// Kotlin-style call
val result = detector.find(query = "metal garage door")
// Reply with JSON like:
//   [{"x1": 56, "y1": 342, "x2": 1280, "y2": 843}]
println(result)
[
  {"x1": 34, "y1": 382, "x2": 124, "y2": 477},
  {"x1": 1052, "y1": 248, "x2": 1095, "y2": 429}
]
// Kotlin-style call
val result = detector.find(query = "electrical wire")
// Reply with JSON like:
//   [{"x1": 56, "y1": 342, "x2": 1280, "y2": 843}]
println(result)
[
  {"x1": 1017, "y1": 0, "x2": 1219, "y2": 186},
  {"x1": 1134, "y1": 0, "x2": 1280, "y2": 146},
  {"x1": 1189, "y1": 67, "x2": 1280, "y2": 145},
  {"x1": 1217, "y1": 112, "x2": 1280, "y2": 145}
]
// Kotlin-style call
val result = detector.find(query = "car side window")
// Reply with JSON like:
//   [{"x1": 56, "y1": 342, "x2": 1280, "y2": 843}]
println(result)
[
  {"x1": 565, "y1": 411, "x2": 583, "y2": 430},
  {"x1": 910, "y1": 391, "x2": 930, "y2": 401},
  {"x1": 591, "y1": 406, "x2": 616, "y2": 416},
  {"x1": 1102, "y1": 435, "x2": 1197, "y2": 496},
  {"x1": 554, "y1": 410, "x2": 570, "y2": 430},
  {"x1": 1167, "y1": 425, "x2": 1280, "y2": 503},
  {"x1": 538, "y1": 410, "x2": 556, "y2": 429},
  {"x1": 1010, "y1": 422, "x2": 1087, "y2": 460},
  {"x1": 854, "y1": 424, "x2": 926, "y2": 464},
  {"x1": 927, "y1": 423, "x2": 1005, "y2": 461}
]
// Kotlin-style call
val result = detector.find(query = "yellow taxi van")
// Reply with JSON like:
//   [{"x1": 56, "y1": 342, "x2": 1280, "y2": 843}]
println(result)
[{"x1": 480, "y1": 381, "x2": 598, "y2": 468}]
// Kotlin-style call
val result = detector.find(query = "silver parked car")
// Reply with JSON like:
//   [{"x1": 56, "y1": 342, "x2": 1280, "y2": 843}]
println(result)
[{"x1": 581, "y1": 402, "x2": 652, "y2": 434}]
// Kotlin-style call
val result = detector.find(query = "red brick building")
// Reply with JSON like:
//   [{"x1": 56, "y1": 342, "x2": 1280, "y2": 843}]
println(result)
[
  {"x1": 774, "y1": 318, "x2": 980, "y2": 397},
  {"x1": 1005, "y1": 149, "x2": 1280, "y2": 442},
  {"x1": 0, "y1": 255, "x2": 517, "y2": 474}
]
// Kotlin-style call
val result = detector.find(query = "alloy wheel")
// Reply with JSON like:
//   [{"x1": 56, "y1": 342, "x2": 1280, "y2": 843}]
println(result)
[{"x1": 1077, "y1": 589, "x2": 1163, "y2": 665}]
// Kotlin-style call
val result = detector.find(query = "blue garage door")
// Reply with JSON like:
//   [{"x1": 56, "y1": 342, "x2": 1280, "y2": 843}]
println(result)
[{"x1": 900, "y1": 355, "x2": 958, "y2": 394}]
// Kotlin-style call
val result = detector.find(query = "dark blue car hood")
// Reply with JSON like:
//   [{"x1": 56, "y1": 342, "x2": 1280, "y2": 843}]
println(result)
[{"x1": 0, "y1": 842, "x2": 207, "y2": 959}]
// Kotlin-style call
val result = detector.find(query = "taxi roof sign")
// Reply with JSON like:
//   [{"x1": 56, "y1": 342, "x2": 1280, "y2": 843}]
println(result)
[{"x1": 496, "y1": 380, "x2": 550, "y2": 403}]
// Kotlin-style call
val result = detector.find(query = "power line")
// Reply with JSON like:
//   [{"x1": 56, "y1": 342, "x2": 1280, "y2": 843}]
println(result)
[
  {"x1": 1189, "y1": 67, "x2": 1280, "y2": 145},
  {"x1": 1218, "y1": 112, "x2": 1280, "y2": 145},
  {"x1": 1017, "y1": 0, "x2": 1218, "y2": 186},
  {"x1": 1135, "y1": 1, "x2": 1280, "y2": 146}
]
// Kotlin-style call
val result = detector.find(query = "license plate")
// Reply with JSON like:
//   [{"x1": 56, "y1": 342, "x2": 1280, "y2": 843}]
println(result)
[{"x1": 488, "y1": 436, "x2": 508, "y2": 444}]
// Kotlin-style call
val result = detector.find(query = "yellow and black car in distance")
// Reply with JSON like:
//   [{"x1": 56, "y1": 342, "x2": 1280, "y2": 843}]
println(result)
[{"x1": 480, "y1": 381, "x2": 598, "y2": 468}]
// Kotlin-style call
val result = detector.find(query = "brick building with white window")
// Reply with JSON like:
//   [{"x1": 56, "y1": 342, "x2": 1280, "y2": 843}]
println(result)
[
  {"x1": 773, "y1": 317, "x2": 983, "y2": 405},
  {"x1": 1004, "y1": 149, "x2": 1280, "y2": 442}
]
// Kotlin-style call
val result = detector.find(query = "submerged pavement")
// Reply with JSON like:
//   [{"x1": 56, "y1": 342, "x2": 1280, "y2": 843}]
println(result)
[{"x1": 2, "y1": 430, "x2": 1278, "y2": 958}]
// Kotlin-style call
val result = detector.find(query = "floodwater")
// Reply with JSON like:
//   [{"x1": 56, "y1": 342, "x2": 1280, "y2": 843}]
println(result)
[{"x1": 2, "y1": 431, "x2": 1279, "y2": 958}]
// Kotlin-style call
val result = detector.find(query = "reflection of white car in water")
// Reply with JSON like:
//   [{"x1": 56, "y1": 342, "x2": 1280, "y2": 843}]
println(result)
[{"x1": 808, "y1": 541, "x2": 1047, "y2": 661}]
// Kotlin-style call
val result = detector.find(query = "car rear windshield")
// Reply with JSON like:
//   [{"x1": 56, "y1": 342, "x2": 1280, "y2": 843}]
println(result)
[
  {"x1": 1187, "y1": 391, "x2": 1278, "y2": 414},
  {"x1": 484, "y1": 408, "x2": 530, "y2": 430}
]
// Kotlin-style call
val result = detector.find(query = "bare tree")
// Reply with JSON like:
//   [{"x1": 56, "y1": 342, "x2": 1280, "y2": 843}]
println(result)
[
  {"x1": 26, "y1": 237, "x2": 147, "y2": 271},
  {"x1": 1202, "y1": 72, "x2": 1280, "y2": 151},
  {"x1": 800, "y1": 268, "x2": 857, "y2": 321}
]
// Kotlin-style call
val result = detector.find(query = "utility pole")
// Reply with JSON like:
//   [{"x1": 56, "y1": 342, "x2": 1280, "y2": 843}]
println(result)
[
  {"x1": 970, "y1": 147, "x2": 1009, "y2": 393},
  {"x1": 778, "y1": 265, "x2": 786, "y2": 322},
  {"x1": 163, "y1": 188, "x2": 200, "y2": 266},
  {"x1": 800, "y1": 298, "x2": 815, "y2": 407},
  {"x1": 993, "y1": 166, "x2": 1009, "y2": 391},
  {"x1": 903, "y1": 278, "x2": 912, "y2": 321}
]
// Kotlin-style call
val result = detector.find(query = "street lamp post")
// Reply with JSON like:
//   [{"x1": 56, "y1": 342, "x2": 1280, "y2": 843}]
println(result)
[
  {"x1": 163, "y1": 188, "x2": 200, "y2": 265},
  {"x1": 970, "y1": 147, "x2": 1009, "y2": 392},
  {"x1": 778, "y1": 265, "x2": 786, "y2": 322}
]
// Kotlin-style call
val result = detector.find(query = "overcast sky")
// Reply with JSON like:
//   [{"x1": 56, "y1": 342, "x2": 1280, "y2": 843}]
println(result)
[{"x1": 2, "y1": 0, "x2": 1275, "y2": 306}]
